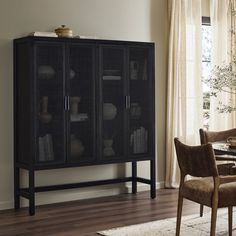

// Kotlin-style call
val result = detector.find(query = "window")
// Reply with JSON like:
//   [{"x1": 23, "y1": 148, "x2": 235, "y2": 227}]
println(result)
[{"x1": 202, "y1": 17, "x2": 212, "y2": 130}]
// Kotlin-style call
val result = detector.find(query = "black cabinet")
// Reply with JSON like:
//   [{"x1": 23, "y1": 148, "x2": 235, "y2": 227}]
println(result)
[{"x1": 14, "y1": 36, "x2": 155, "y2": 215}]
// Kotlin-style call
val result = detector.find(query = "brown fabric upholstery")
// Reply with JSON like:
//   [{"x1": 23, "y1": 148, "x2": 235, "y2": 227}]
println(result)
[
  {"x1": 174, "y1": 138, "x2": 218, "y2": 177},
  {"x1": 199, "y1": 128, "x2": 236, "y2": 144},
  {"x1": 199, "y1": 128, "x2": 236, "y2": 175},
  {"x1": 182, "y1": 177, "x2": 236, "y2": 208},
  {"x1": 174, "y1": 138, "x2": 236, "y2": 235}
]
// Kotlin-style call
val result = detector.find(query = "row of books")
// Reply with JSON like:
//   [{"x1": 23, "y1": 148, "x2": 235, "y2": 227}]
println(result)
[
  {"x1": 130, "y1": 127, "x2": 148, "y2": 154},
  {"x1": 38, "y1": 134, "x2": 54, "y2": 161}
]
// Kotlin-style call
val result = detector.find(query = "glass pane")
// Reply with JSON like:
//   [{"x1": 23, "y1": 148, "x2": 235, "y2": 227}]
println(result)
[
  {"x1": 129, "y1": 48, "x2": 150, "y2": 155},
  {"x1": 68, "y1": 45, "x2": 95, "y2": 163},
  {"x1": 36, "y1": 43, "x2": 65, "y2": 164},
  {"x1": 101, "y1": 47, "x2": 125, "y2": 159}
]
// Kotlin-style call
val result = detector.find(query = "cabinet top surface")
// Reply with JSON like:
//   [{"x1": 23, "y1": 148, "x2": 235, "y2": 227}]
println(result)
[{"x1": 14, "y1": 36, "x2": 155, "y2": 46}]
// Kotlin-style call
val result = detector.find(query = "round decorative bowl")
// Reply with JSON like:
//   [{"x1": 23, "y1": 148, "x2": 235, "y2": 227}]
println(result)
[
  {"x1": 103, "y1": 103, "x2": 117, "y2": 120},
  {"x1": 55, "y1": 25, "x2": 73, "y2": 38},
  {"x1": 38, "y1": 65, "x2": 55, "y2": 79}
]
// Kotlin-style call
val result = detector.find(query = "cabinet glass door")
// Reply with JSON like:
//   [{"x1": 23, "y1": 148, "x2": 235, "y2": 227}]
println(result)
[
  {"x1": 68, "y1": 45, "x2": 95, "y2": 163},
  {"x1": 99, "y1": 46, "x2": 126, "y2": 160},
  {"x1": 129, "y1": 47, "x2": 153, "y2": 156},
  {"x1": 35, "y1": 42, "x2": 66, "y2": 164}
]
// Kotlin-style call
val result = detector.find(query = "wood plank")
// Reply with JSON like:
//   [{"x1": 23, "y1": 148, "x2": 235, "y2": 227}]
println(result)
[{"x1": 0, "y1": 189, "x2": 208, "y2": 236}]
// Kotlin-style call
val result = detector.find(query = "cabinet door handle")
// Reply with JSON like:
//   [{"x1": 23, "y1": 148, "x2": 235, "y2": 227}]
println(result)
[
  {"x1": 125, "y1": 96, "x2": 131, "y2": 109},
  {"x1": 125, "y1": 96, "x2": 128, "y2": 109},
  {"x1": 64, "y1": 96, "x2": 67, "y2": 110},
  {"x1": 67, "y1": 96, "x2": 70, "y2": 110}
]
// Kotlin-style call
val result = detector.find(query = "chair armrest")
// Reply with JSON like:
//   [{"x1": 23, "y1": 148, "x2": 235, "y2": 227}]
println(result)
[{"x1": 219, "y1": 175, "x2": 236, "y2": 185}]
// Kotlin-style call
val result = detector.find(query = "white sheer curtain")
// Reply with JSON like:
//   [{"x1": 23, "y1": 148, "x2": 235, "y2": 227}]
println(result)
[
  {"x1": 209, "y1": 0, "x2": 236, "y2": 130},
  {"x1": 165, "y1": 0, "x2": 203, "y2": 188}
]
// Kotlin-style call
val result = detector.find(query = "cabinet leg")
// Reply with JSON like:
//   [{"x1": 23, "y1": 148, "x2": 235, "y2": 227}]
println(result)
[
  {"x1": 150, "y1": 159, "x2": 156, "y2": 199},
  {"x1": 14, "y1": 166, "x2": 20, "y2": 209},
  {"x1": 132, "y1": 161, "x2": 137, "y2": 194},
  {"x1": 29, "y1": 170, "x2": 35, "y2": 216}
]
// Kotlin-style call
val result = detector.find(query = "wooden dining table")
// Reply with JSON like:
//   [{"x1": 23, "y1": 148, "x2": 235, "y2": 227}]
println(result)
[{"x1": 212, "y1": 142, "x2": 236, "y2": 161}]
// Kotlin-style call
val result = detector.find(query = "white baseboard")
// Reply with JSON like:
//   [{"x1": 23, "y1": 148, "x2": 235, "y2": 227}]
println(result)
[
  {"x1": 0, "y1": 181, "x2": 165, "y2": 211},
  {"x1": 0, "y1": 200, "x2": 13, "y2": 210}
]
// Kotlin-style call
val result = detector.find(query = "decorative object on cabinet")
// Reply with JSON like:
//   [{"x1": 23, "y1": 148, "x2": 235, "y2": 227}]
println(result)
[
  {"x1": 130, "y1": 127, "x2": 148, "y2": 154},
  {"x1": 130, "y1": 61, "x2": 139, "y2": 80},
  {"x1": 103, "y1": 139, "x2": 115, "y2": 157},
  {"x1": 70, "y1": 134, "x2": 84, "y2": 157},
  {"x1": 103, "y1": 103, "x2": 117, "y2": 120},
  {"x1": 103, "y1": 69, "x2": 121, "y2": 80},
  {"x1": 39, "y1": 96, "x2": 52, "y2": 123},
  {"x1": 70, "y1": 96, "x2": 88, "y2": 122},
  {"x1": 130, "y1": 103, "x2": 142, "y2": 119},
  {"x1": 38, "y1": 134, "x2": 54, "y2": 161},
  {"x1": 70, "y1": 69, "x2": 76, "y2": 79},
  {"x1": 54, "y1": 25, "x2": 73, "y2": 38},
  {"x1": 38, "y1": 65, "x2": 55, "y2": 79},
  {"x1": 70, "y1": 96, "x2": 80, "y2": 119},
  {"x1": 14, "y1": 36, "x2": 155, "y2": 215}
]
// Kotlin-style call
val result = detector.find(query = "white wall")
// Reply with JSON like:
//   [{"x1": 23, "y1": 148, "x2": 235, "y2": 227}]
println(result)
[{"x1": 0, "y1": 0, "x2": 168, "y2": 209}]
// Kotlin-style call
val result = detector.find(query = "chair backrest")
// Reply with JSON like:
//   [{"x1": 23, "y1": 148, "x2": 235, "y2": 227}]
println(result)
[
  {"x1": 174, "y1": 138, "x2": 218, "y2": 177},
  {"x1": 199, "y1": 128, "x2": 236, "y2": 144}
]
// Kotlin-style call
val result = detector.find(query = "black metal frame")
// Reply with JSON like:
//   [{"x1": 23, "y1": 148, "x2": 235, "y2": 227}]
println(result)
[
  {"x1": 14, "y1": 159, "x2": 156, "y2": 215},
  {"x1": 14, "y1": 36, "x2": 156, "y2": 215}
]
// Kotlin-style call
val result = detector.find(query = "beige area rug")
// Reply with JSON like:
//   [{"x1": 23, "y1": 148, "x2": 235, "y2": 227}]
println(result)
[{"x1": 98, "y1": 209, "x2": 236, "y2": 236}]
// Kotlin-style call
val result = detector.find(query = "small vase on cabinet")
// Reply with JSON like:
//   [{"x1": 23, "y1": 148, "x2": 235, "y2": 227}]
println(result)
[
  {"x1": 103, "y1": 139, "x2": 115, "y2": 157},
  {"x1": 70, "y1": 134, "x2": 84, "y2": 157},
  {"x1": 39, "y1": 96, "x2": 52, "y2": 123}
]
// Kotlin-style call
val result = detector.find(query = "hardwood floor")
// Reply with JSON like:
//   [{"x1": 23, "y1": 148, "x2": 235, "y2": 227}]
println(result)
[{"x1": 0, "y1": 189, "x2": 207, "y2": 236}]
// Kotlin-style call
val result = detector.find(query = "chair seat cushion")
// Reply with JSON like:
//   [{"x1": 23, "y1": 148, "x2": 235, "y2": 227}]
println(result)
[{"x1": 182, "y1": 177, "x2": 236, "y2": 207}]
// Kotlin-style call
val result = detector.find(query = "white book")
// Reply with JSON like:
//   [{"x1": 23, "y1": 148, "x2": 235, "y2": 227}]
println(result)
[
  {"x1": 103, "y1": 75, "x2": 121, "y2": 80},
  {"x1": 47, "y1": 134, "x2": 54, "y2": 161},
  {"x1": 77, "y1": 35, "x2": 98, "y2": 39},
  {"x1": 137, "y1": 128, "x2": 141, "y2": 153},
  {"x1": 140, "y1": 127, "x2": 145, "y2": 153},
  {"x1": 38, "y1": 137, "x2": 45, "y2": 161},
  {"x1": 30, "y1": 32, "x2": 58, "y2": 37},
  {"x1": 133, "y1": 130, "x2": 137, "y2": 154},
  {"x1": 145, "y1": 130, "x2": 148, "y2": 152},
  {"x1": 44, "y1": 134, "x2": 54, "y2": 161},
  {"x1": 43, "y1": 135, "x2": 49, "y2": 161},
  {"x1": 130, "y1": 133, "x2": 134, "y2": 147}
]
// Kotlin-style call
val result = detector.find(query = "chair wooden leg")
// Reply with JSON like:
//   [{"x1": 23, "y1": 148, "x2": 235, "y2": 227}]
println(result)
[
  {"x1": 228, "y1": 206, "x2": 233, "y2": 236},
  {"x1": 176, "y1": 193, "x2": 183, "y2": 236},
  {"x1": 200, "y1": 204, "x2": 204, "y2": 217},
  {"x1": 210, "y1": 204, "x2": 218, "y2": 236}
]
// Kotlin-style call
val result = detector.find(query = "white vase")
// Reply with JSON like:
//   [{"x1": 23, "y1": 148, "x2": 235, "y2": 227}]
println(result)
[
  {"x1": 103, "y1": 139, "x2": 115, "y2": 157},
  {"x1": 70, "y1": 135, "x2": 84, "y2": 157},
  {"x1": 103, "y1": 103, "x2": 117, "y2": 120},
  {"x1": 39, "y1": 96, "x2": 52, "y2": 123}
]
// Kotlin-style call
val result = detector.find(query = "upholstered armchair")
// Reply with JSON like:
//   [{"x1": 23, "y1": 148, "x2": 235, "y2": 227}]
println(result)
[
  {"x1": 174, "y1": 138, "x2": 236, "y2": 236},
  {"x1": 199, "y1": 128, "x2": 236, "y2": 216}
]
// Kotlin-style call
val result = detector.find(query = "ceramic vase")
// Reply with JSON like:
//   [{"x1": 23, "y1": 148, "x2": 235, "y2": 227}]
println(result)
[
  {"x1": 70, "y1": 134, "x2": 84, "y2": 157},
  {"x1": 103, "y1": 103, "x2": 117, "y2": 120},
  {"x1": 40, "y1": 96, "x2": 52, "y2": 123},
  {"x1": 103, "y1": 139, "x2": 115, "y2": 157}
]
